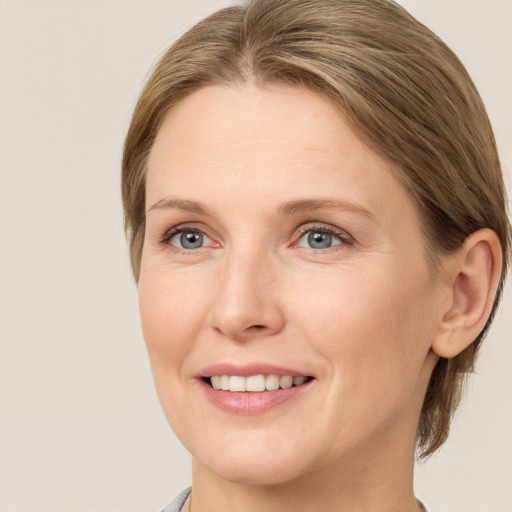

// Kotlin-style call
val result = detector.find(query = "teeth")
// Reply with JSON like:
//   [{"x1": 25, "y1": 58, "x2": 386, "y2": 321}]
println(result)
[
  {"x1": 208, "y1": 374, "x2": 310, "y2": 392},
  {"x1": 246, "y1": 374, "x2": 266, "y2": 392},
  {"x1": 211, "y1": 376, "x2": 221, "y2": 389},
  {"x1": 265, "y1": 374, "x2": 280, "y2": 391},
  {"x1": 220, "y1": 375, "x2": 230, "y2": 391},
  {"x1": 229, "y1": 376, "x2": 246, "y2": 392},
  {"x1": 280, "y1": 375, "x2": 293, "y2": 389},
  {"x1": 293, "y1": 376, "x2": 307, "y2": 386}
]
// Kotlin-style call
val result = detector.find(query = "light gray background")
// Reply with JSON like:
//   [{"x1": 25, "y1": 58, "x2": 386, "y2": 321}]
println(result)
[{"x1": 0, "y1": 1, "x2": 510, "y2": 511}]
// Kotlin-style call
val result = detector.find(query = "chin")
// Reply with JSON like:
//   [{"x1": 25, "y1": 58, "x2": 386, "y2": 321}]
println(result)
[
  {"x1": 201, "y1": 456, "x2": 307, "y2": 487},
  {"x1": 188, "y1": 430, "x2": 315, "y2": 486}
]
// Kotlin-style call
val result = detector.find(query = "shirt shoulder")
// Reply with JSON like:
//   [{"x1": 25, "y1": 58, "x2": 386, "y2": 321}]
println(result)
[{"x1": 160, "y1": 487, "x2": 191, "y2": 512}]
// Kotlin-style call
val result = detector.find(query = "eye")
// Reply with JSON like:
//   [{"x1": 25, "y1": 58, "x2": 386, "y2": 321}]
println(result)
[
  {"x1": 295, "y1": 226, "x2": 352, "y2": 250},
  {"x1": 302, "y1": 231, "x2": 339, "y2": 249},
  {"x1": 298, "y1": 230, "x2": 341, "y2": 249},
  {"x1": 169, "y1": 229, "x2": 211, "y2": 249}
]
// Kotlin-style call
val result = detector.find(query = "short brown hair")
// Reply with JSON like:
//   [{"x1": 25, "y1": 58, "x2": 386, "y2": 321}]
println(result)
[{"x1": 122, "y1": 0, "x2": 510, "y2": 458}]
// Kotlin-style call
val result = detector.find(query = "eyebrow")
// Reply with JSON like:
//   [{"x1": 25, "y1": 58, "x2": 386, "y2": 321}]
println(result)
[
  {"x1": 279, "y1": 199, "x2": 374, "y2": 218},
  {"x1": 146, "y1": 197, "x2": 373, "y2": 219},
  {"x1": 147, "y1": 198, "x2": 212, "y2": 216}
]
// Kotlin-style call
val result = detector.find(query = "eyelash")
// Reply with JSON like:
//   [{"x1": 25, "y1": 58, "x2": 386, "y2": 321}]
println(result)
[
  {"x1": 158, "y1": 223, "x2": 354, "y2": 252},
  {"x1": 159, "y1": 224, "x2": 214, "y2": 250},
  {"x1": 293, "y1": 223, "x2": 354, "y2": 251}
]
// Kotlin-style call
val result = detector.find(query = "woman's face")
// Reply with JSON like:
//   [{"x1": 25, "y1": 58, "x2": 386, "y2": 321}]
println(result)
[{"x1": 140, "y1": 84, "x2": 444, "y2": 485}]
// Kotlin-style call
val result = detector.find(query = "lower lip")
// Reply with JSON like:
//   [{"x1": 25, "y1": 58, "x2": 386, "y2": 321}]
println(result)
[{"x1": 199, "y1": 379, "x2": 312, "y2": 414}]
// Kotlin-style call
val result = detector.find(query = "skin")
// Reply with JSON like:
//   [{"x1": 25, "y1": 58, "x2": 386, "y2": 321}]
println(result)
[{"x1": 139, "y1": 83, "x2": 501, "y2": 511}]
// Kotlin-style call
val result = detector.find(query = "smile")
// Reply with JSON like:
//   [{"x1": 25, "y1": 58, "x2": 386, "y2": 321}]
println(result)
[
  {"x1": 208, "y1": 374, "x2": 310, "y2": 392},
  {"x1": 199, "y1": 366, "x2": 315, "y2": 414}
]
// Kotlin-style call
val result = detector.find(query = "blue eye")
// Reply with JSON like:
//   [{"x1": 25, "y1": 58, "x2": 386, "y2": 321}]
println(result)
[
  {"x1": 297, "y1": 229, "x2": 344, "y2": 249},
  {"x1": 170, "y1": 230, "x2": 209, "y2": 249}
]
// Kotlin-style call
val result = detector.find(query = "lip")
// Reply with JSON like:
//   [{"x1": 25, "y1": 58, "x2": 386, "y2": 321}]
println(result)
[
  {"x1": 197, "y1": 362, "x2": 314, "y2": 415},
  {"x1": 199, "y1": 362, "x2": 308, "y2": 378}
]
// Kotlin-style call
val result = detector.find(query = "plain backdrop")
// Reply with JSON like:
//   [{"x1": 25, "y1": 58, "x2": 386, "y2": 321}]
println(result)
[{"x1": 0, "y1": 1, "x2": 511, "y2": 511}]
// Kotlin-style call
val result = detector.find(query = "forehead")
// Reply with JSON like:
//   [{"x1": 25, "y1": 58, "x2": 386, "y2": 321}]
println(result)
[{"x1": 146, "y1": 83, "x2": 418, "y2": 228}]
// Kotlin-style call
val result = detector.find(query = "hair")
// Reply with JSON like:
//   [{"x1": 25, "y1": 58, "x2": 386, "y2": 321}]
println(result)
[{"x1": 122, "y1": 0, "x2": 510, "y2": 458}]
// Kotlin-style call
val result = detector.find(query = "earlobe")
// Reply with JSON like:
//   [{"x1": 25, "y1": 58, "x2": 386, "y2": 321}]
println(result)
[{"x1": 432, "y1": 229, "x2": 502, "y2": 359}]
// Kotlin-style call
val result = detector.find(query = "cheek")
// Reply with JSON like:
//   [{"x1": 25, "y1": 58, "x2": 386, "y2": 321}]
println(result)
[
  {"x1": 138, "y1": 265, "x2": 216, "y2": 433},
  {"x1": 289, "y1": 265, "x2": 436, "y2": 444},
  {"x1": 289, "y1": 261, "x2": 435, "y2": 381},
  {"x1": 138, "y1": 266, "x2": 210, "y2": 369}
]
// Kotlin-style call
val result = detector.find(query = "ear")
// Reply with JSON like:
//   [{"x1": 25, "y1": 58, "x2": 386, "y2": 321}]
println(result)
[{"x1": 432, "y1": 228, "x2": 503, "y2": 359}]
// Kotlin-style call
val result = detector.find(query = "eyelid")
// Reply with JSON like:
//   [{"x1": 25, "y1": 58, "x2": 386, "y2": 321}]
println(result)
[
  {"x1": 157, "y1": 221, "x2": 353, "y2": 251},
  {"x1": 292, "y1": 222, "x2": 354, "y2": 248},
  {"x1": 159, "y1": 223, "x2": 218, "y2": 249}
]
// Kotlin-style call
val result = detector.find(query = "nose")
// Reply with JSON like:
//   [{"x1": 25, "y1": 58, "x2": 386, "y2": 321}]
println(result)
[{"x1": 209, "y1": 247, "x2": 285, "y2": 342}]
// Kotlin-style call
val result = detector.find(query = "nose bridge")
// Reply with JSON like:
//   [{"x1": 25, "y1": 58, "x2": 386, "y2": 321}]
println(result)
[{"x1": 210, "y1": 239, "x2": 283, "y2": 340}]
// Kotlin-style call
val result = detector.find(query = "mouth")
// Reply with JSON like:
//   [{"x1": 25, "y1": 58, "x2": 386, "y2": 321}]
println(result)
[
  {"x1": 197, "y1": 364, "x2": 315, "y2": 413},
  {"x1": 203, "y1": 374, "x2": 314, "y2": 392}
]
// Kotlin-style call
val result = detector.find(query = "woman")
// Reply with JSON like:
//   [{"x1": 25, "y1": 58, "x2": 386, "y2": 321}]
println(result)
[{"x1": 122, "y1": 1, "x2": 510, "y2": 510}]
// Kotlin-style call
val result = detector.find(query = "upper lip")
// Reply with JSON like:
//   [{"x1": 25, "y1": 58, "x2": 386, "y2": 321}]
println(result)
[{"x1": 199, "y1": 363, "x2": 310, "y2": 378}]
